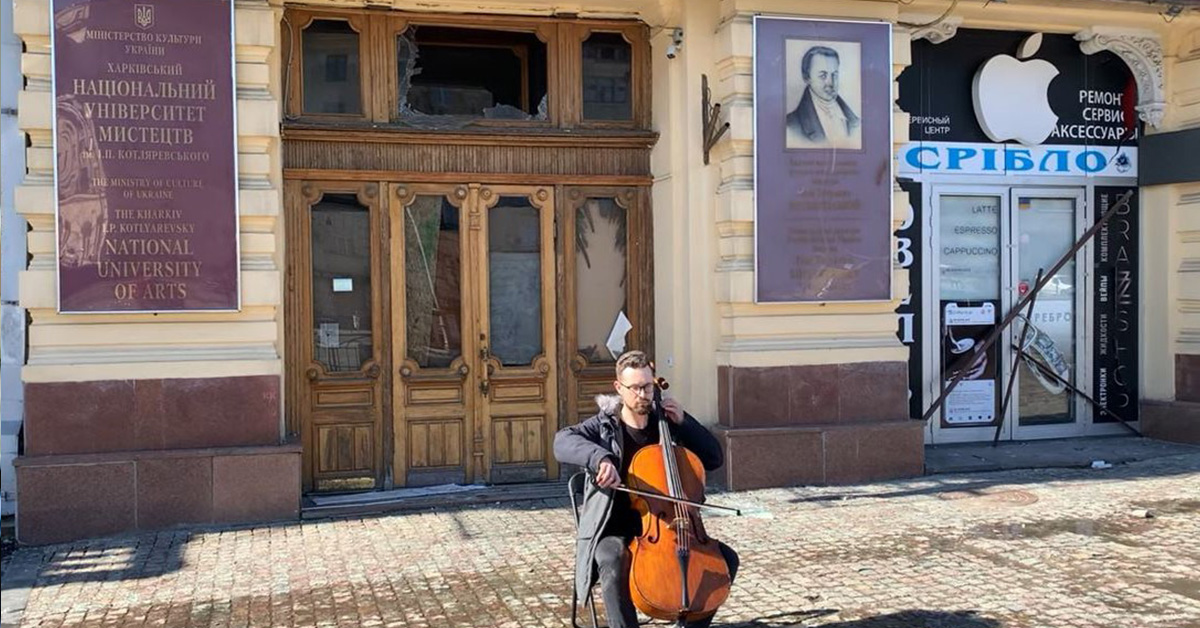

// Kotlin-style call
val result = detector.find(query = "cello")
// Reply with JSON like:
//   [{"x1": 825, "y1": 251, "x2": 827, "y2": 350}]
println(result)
[{"x1": 604, "y1": 375, "x2": 742, "y2": 627}]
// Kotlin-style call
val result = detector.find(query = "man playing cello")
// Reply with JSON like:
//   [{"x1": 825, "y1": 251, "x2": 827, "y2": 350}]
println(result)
[{"x1": 554, "y1": 350, "x2": 739, "y2": 628}]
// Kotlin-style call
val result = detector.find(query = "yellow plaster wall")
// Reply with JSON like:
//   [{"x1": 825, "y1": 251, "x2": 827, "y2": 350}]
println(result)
[
  {"x1": 1146, "y1": 24, "x2": 1200, "y2": 400},
  {"x1": 16, "y1": 0, "x2": 1197, "y2": 422},
  {"x1": 647, "y1": 0, "x2": 722, "y2": 422},
  {"x1": 677, "y1": 0, "x2": 1200, "y2": 420},
  {"x1": 899, "y1": 0, "x2": 1176, "y2": 34},
  {"x1": 702, "y1": 0, "x2": 907, "y2": 390},
  {"x1": 14, "y1": 0, "x2": 285, "y2": 384}
]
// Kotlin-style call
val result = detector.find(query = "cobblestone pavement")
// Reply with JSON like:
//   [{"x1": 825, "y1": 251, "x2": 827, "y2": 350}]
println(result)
[{"x1": 4, "y1": 454, "x2": 1199, "y2": 628}]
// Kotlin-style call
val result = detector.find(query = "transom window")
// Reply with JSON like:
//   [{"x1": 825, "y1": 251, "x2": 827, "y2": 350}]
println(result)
[{"x1": 283, "y1": 11, "x2": 648, "y2": 129}]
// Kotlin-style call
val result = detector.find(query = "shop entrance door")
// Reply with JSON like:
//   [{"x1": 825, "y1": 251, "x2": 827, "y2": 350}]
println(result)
[
  {"x1": 928, "y1": 186, "x2": 1090, "y2": 444},
  {"x1": 390, "y1": 183, "x2": 558, "y2": 486},
  {"x1": 1008, "y1": 188, "x2": 1089, "y2": 439}
]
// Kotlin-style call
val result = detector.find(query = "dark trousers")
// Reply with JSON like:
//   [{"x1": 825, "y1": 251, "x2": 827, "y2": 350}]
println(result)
[{"x1": 594, "y1": 535, "x2": 740, "y2": 628}]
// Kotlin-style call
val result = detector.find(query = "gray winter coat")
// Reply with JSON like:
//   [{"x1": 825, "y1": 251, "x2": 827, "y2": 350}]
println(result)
[{"x1": 553, "y1": 394, "x2": 725, "y2": 601}]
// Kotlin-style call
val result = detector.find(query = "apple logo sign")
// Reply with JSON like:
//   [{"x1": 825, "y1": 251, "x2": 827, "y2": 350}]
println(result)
[{"x1": 972, "y1": 33, "x2": 1060, "y2": 146}]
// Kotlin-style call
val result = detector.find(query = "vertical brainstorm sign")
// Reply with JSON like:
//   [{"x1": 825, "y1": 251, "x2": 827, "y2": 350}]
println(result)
[
  {"x1": 754, "y1": 17, "x2": 892, "y2": 302},
  {"x1": 53, "y1": 0, "x2": 238, "y2": 312},
  {"x1": 1093, "y1": 187, "x2": 1139, "y2": 423}
]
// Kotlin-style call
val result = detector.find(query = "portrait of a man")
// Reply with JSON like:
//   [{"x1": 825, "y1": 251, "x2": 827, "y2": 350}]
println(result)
[{"x1": 785, "y1": 41, "x2": 862, "y2": 150}]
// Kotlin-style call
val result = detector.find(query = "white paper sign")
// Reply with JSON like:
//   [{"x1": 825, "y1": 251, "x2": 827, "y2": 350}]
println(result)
[
  {"x1": 332, "y1": 278, "x2": 353, "y2": 293},
  {"x1": 945, "y1": 379, "x2": 996, "y2": 424},
  {"x1": 606, "y1": 311, "x2": 632, "y2": 360},
  {"x1": 944, "y1": 302, "x2": 996, "y2": 326}
]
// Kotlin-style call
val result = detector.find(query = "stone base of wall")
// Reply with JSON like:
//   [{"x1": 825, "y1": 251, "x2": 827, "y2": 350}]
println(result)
[
  {"x1": 714, "y1": 421, "x2": 924, "y2": 489},
  {"x1": 1141, "y1": 400, "x2": 1200, "y2": 445},
  {"x1": 15, "y1": 444, "x2": 301, "y2": 545},
  {"x1": 713, "y1": 361, "x2": 924, "y2": 489},
  {"x1": 1178, "y1": 354, "x2": 1200, "y2": 403},
  {"x1": 23, "y1": 376, "x2": 281, "y2": 456}
]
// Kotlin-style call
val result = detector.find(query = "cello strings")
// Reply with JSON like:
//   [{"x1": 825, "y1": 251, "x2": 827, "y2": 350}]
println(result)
[
  {"x1": 669, "y1": 436, "x2": 690, "y2": 554},
  {"x1": 660, "y1": 404, "x2": 689, "y2": 553},
  {"x1": 656, "y1": 389, "x2": 691, "y2": 556}
]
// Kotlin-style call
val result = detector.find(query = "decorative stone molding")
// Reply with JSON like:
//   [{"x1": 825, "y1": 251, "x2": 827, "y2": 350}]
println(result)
[
  {"x1": 1075, "y1": 27, "x2": 1165, "y2": 128},
  {"x1": 904, "y1": 16, "x2": 962, "y2": 44}
]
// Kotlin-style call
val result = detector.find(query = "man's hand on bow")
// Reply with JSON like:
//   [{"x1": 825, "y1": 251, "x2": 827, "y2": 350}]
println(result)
[{"x1": 595, "y1": 458, "x2": 620, "y2": 488}]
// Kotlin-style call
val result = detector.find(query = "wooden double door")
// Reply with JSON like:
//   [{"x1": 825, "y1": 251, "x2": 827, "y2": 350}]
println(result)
[{"x1": 286, "y1": 180, "x2": 649, "y2": 492}]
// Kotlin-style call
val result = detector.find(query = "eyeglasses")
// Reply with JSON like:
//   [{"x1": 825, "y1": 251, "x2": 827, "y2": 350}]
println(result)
[{"x1": 617, "y1": 382, "x2": 655, "y2": 397}]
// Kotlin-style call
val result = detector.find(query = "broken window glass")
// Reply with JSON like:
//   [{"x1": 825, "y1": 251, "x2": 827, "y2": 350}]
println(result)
[{"x1": 397, "y1": 26, "x2": 549, "y2": 122}]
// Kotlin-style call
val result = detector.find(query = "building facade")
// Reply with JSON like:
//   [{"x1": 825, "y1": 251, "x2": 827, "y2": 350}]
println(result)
[
  {"x1": 9, "y1": 0, "x2": 1199, "y2": 543},
  {"x1": 2, "y1": 0, "x2": 28, "y2": 518}
]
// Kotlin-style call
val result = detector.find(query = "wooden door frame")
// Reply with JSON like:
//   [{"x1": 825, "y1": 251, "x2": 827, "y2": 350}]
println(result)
[
  {"x1": 286, "y1": 175, "x2": 654, "y2": 491},
  {"x1": 387, "y1": 181, "x2": 562, "y2": 486},
  {"x1": 284, "y1": 179, "x2": 391, "y2": 493},
  {"x1": 475, "y1": 184, "x2": 559, "y2": 483},
  {"x1": 557, "y1": 185, "x2": 654, "y2": 428},
  {"x1": 281, "y1": 8, "x2": 652, "y2": 131},
  {"x1": 388, "y1": 182, "x2": 478, "y2": 487}
]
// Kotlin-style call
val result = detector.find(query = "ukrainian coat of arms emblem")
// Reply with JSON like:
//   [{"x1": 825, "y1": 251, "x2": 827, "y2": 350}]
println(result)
[{"x1": 134, "y1": 4, "x2": 153, "y2": 29}]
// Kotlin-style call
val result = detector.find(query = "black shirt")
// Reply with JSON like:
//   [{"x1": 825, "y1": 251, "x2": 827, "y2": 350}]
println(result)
[{"x1": 602, "y1": 418, "x2": 660, "y2": 538}]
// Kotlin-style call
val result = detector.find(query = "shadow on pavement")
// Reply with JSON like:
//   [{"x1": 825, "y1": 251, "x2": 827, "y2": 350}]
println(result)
[
  {"x1": 717, "y1": 608, "x2": 838, "y2": 626},
  {"x1": 0, "y1": 493, "x2": 581, "y2": 588},
  {"x1": 787, "y1": 453, "x2": 1199, "y2": 506},
  {"x1": 923, "y1": 436, "x2": 1200, "y2": 475},
  {"x1": 722, "y1": 609, "x2": 999, "y2": 628},
  {"x1": 3, "y1": 529, "x2": 201, "y2": 589}
]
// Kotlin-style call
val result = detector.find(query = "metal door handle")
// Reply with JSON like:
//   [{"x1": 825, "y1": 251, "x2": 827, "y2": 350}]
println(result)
[{"x1": 478, "y1": 333, "x2": 490, "y2": 395}]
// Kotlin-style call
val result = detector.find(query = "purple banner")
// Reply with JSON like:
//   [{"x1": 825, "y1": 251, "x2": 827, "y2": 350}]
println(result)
[
  {"x1": 54, "y1": 0, "x2": 238, "y2": 312},
  {"x1": 754, "y1": 17, "x2": 892, "y2": 302}
]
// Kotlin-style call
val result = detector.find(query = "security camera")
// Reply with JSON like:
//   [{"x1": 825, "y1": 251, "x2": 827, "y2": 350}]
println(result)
[{"x1": 666, "y1": 27, "x2": 683, "y2": 59}]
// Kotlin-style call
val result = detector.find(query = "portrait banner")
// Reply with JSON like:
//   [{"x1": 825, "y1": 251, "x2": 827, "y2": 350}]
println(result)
[
  {"x1": 53, "y1": 0, "x2": 239, "y2": 312},
  {"x1": 754, "y1": 17, "x2": 892, "y2": 302}
]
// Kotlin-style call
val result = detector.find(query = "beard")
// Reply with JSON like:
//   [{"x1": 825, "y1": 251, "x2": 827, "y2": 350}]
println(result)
[{"x1": 630, "y1": 399, "x2": 653, "y2": 415}]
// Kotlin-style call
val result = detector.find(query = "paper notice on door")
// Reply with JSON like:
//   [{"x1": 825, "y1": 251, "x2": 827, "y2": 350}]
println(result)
[
  {"x1": 944, "y1": 302, "x2": 995, "y2": 326},
  {"x1": 945, "y1": 379, "x2": 996, "y2": 424},
  {"x1": 606, "y1": 311, "x2": 633, "y2": 360}
]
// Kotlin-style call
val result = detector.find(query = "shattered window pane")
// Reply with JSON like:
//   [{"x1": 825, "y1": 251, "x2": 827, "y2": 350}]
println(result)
[{"x1": 397, "y1": 26, "x2": 548, "y2": 121}]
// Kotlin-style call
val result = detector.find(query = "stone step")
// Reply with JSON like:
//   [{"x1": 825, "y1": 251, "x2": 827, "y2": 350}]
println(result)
[{"x1": 300, "y1": 480, "x2": 570, "y2": 520}]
